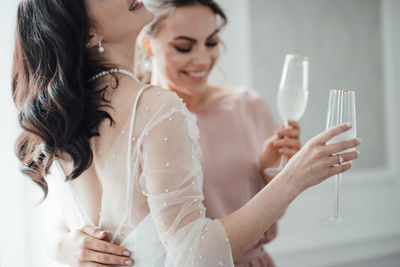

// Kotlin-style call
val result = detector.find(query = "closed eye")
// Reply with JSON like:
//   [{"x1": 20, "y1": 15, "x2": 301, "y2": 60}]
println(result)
[
  {"x1": 174, "y1": 46, "x2": 192, "y2": 53},
  {"x1": 206, "y1": 42, "x2": 218, "y2": 47}
]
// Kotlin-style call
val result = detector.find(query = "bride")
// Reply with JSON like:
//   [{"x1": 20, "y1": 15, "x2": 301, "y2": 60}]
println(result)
[{"x1": 12, "y1": 1, "x2": 359, "y2": 266}]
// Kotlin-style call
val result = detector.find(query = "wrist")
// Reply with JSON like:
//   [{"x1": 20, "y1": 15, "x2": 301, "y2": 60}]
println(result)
[{"x1": 274, "y1": 168, "x2": 303, "y2": 201}]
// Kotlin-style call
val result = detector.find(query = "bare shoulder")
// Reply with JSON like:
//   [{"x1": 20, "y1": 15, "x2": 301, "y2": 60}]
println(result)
[{"x1": 141, "y1": 85, "x2": 184, "y2": 108}]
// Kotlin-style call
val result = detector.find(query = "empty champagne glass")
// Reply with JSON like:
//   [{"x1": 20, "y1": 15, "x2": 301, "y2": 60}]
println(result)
[
  {"x1": 264, "y1": 54, "x2": 309, "y2": 177},
  {"x1": 324, "y1": 90, "x2": 357, "y2": 224}
]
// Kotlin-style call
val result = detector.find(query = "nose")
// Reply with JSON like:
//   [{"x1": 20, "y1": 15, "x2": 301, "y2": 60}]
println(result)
[{"x1": 191, "y1": 46, "x2": 212, "y2": 68}]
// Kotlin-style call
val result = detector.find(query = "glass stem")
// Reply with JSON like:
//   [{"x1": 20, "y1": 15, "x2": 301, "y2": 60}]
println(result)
[
  {"x1": 278, "y1": 154, "x2": 287, "y2": 170},
  {"x1": 332, "y1": 173, "x2": 342, "y2": 220},
  {"x1": 278, "y1": 120, "x2": 289, "y2": 170}
]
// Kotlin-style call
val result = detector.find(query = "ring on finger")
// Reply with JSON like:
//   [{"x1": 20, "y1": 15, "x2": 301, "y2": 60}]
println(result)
[{"x1": 337, "y1": 154, "x2": 344, "y2": 165}]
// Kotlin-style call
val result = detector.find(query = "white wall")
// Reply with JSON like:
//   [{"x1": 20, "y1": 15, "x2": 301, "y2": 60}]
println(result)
[
  {"x1": 0, "y1": 3, "x2": 70, "y2": 267},
  {"x1": 0, "y1": 2, "x2": 29, "y2": 267}
]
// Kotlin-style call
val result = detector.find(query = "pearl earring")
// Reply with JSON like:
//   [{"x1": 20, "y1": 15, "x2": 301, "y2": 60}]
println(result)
[{"x1": 97, "y1": 41, "x2": 104, "y2": 53}]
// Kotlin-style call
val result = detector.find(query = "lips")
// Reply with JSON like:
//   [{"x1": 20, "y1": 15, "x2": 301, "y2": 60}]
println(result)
[
  {"x1": 182, "y1": 70, "x2": 209, "y2": 81},
  {"x1": 129, "y1": 0, "x2": 142, "y2": 11},
  {"x1": 186, "y1": 71, "x2": 207, "y2": 78}
]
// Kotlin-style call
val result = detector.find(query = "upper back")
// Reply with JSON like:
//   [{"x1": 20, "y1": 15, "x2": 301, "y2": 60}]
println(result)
[{"x1": 58, "y1": 79, "x2": 185, "y2": 239}]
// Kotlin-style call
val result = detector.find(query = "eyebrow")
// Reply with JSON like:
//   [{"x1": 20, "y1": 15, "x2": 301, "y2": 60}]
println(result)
[{"x1": 173, "y1": 29, "x2": 220, "y2": 42}]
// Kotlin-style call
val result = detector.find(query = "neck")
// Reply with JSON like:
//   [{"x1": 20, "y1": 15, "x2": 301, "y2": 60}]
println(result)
[
  {"x1": 170, "y1": 88, "x2": 211, "y2": 111},
  {"x1": 94, "y1": 37, "x2": 137, "y2": 72}
]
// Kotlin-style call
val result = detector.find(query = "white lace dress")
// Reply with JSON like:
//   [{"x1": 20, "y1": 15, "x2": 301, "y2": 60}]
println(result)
[{"x1": 49, "y1": 85, "x2": 234, "y2": 267}]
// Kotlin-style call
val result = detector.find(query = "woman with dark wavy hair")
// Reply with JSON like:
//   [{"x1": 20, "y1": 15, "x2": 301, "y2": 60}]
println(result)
[{"x1": 12, "y1": 0, "x2": 359, "y2": 266}]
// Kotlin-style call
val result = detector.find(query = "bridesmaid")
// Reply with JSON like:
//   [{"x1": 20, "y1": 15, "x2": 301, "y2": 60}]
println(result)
[{"x1": 136, "y1": 0, "x2": 301, "y2": 266}]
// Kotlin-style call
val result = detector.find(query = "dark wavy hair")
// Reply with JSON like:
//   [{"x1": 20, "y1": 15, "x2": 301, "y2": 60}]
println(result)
[
  {"x1": 12, "y1": 0, "x2": 117, "y2": 198},
  {"x1": 135, "y1": 0, "x2": 227, "y2": 80}
]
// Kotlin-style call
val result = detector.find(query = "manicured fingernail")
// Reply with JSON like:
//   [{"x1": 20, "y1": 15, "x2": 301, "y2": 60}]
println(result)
[
  {"x1": 123, "y1": 251, "x2": 131, "y2": 256},
  {"x1": 279, "y1": 148, "x2": 286, "y2": 153},
  {"x1": 274, "y1": 140, "x2": 282, "y2": 145},
  {"x1": 356, "y1": 150, "x2": 360, "y2": 155},
  {"x1": 346, "y1": 122, "x2": 352, "y2": 127},
  {"x1": 125, "y1": 260, "x2": 133, "y2": 266},
  {"x1": 357, "y1": 138, "x2": 362, "y2": 143}
]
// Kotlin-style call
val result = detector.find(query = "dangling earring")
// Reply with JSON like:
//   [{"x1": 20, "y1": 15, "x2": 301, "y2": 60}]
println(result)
[{"x1": 97, "y1": 41, "x2": 105, "y2": 53}]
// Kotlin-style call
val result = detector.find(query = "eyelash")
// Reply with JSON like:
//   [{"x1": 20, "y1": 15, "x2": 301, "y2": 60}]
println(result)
[{"x1": 174, "y1": 42, "x2": 219, "y2": 53}]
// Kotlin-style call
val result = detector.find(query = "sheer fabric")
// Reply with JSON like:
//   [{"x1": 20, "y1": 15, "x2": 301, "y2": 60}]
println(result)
[{"x1": 49, "y1": 85, "x2": 234, "y2": 267}]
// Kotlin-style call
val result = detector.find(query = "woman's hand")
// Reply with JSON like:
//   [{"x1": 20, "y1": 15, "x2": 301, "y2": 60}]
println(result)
[
  {"x1": 56, "y1": 225, "x2": 134, "y2": 267},
  {"x1": 259, "y1": 120, "x2": 301, "y2": 183},
  {"x1": 281, "y1": 122, "x2": 360, "y2": 194}
]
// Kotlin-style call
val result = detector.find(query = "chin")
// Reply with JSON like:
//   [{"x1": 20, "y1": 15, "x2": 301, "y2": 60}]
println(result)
[
  {"x1": 139, "y1": 6, "x2": 154, "y2": 26},
  {"x1": 130, "y1": 9, "x2": 153, "y2": 33}
]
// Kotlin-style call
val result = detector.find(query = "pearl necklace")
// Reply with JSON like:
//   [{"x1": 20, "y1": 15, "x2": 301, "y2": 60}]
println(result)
[{"x1": 88, "y1": 68, "x2": 140, "y2": 83}]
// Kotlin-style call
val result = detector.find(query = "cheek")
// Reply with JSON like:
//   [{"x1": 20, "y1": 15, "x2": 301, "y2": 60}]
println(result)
[
  {"x1": 162, "y1": 51, "x2": 189, "y2": 76},
  {"x1": 210, "y1": 48, "x2": 220, "y2": 67}
]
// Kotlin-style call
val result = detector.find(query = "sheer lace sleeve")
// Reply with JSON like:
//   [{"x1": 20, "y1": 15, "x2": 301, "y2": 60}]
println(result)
[{"x1": 139, "y1": 92, "x2": 234, "y2": 267}]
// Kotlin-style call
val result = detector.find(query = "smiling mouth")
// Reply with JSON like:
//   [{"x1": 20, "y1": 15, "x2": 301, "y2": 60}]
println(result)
[
  {"x1": 183, "y1": 71, "x2": 208, "y2": 79},
  {"x1": 129, "y1": 1, "x2": 139, "y2": 11}
]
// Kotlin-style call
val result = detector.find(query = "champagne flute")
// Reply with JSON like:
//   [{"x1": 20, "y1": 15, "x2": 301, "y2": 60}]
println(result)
[
  {"x1": 264, "y1": 54, "x2": 309, "y2": 177},
  {"x1": 324, "y1": 90, "x2": 357, "y2": 224}
]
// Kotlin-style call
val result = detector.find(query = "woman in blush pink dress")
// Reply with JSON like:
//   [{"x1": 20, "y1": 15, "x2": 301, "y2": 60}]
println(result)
[{"x1": 136, "y1": 1, "x2": 302, "y2": 266}]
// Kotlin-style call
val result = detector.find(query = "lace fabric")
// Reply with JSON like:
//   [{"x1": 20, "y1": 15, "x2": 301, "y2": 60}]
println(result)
[{"x1": 49, "y1": 85, "x2": 234, "y2": 267}]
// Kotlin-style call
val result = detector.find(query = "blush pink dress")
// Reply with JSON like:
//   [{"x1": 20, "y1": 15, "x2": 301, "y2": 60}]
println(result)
[{"x1": 192, "y1": 88, "x2": 279, "y2": 267}]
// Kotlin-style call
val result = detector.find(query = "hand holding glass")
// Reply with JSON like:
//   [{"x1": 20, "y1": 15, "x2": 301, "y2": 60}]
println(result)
[{"x1": 264, "y1": 54, "x2": 309, "y2": 177}]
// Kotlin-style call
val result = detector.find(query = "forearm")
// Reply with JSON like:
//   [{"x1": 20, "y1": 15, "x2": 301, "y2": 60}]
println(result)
[{"x1": 219, "y1": 170, "x2": 299, "y2": 260}]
